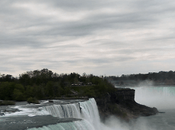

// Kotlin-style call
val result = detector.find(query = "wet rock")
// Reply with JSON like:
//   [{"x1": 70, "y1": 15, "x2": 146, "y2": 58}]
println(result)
[
  {"x1": 49, "y1": 100, "x2": 54, "y2": 103},
  {"x1": 0, "y1": 113, "x2": 4, "y2": 116},
  {"x1": 96, "y1": 88, "x2": 159, "y2": 121}
]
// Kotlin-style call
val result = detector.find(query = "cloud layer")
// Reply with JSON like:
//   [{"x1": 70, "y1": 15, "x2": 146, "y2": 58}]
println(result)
[{"x1": 1, "y1": 0, "x2": 175, "y2": 76}]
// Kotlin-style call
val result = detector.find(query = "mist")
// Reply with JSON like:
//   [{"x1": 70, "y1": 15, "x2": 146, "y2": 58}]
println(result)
[
  {"x1": 115, "y1": 80, "x2": 175, "y2": 110},
  {"x1": 102, "y1": 83, "x2": 175, "y2": 130},
  {"x1": 101, "y1": 115, "x2": 158, "y2": 130},
  {"x1": 134, "y1": 84, "x2": 175, "y2": 110}
]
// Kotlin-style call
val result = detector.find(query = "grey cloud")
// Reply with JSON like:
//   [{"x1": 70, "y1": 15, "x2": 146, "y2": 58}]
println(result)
[
  {"x1": 62, "y1": 56, "x2": 135, "y2": 67},
  {"x1": 0, "y1": 0, "x2": 169, "y2": 41},
  {"x1": 0, "y1": 35, "x2": 43, "y2": 48},
  {"x1": 42, "y1": 0, "x2": 116, "y2": 11},
  {"x1": 1, "y1": 0, "x2": 175, "y2": 76}
]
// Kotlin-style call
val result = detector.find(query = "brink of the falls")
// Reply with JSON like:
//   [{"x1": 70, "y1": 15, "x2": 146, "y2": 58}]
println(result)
[{"x1": 0, "y1": 98, "x2": 103, "y2": 130}]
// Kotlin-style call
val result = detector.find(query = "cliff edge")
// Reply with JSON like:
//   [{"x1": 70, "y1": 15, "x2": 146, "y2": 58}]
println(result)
[{"x1": 95, "y1": 88, "x2": 158, "y2": 121}]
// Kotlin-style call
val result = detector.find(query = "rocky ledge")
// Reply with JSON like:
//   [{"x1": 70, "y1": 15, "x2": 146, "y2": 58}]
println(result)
[{"x1": 96, "y1": 88, "x2": 158, "y2": 121}]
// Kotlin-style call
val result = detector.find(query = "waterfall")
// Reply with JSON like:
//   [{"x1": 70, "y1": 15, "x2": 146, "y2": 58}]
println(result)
[
  {"x1": 79, "y1": 98, "x2": 101, "y2": 130},
  {"x1": 0, "y1": 98, "x2": 103, "y2": 130},
  {"x1": 42, "y1": 98, "x2": 101, "y2": 130},
  {"x1": 26, "y1": 98, "x2": 101, "y2": 130},
  {"x1": 43, "y1": 103, "x2": 81, "y2": 118}
]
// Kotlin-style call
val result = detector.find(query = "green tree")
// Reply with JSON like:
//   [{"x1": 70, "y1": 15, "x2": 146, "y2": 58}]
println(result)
[{"x1": 13, "y1": 89, "x2": 25, "y2": 101}]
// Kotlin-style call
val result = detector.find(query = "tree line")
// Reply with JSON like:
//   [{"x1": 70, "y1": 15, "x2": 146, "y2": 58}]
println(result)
[
  {"x1": 107, "y1": 70, "x2": 175, "y2": 86},
  {"x1": 0, "y1": 69, "x2": 115, "y2": 101}
]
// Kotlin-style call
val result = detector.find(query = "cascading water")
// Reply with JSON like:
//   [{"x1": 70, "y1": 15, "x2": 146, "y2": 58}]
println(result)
[
  {"x1": 43, "y1": 103, "x2": 81, "y2": 118},
  {"x1": 0, "y1": 98, "x2": 101, "y2": 130},
  {"x1": 79, "y1": 98, "x2": 101, "y2": 130},
  {"x1": 42, "y1": 98, "x2": 101, "y2": 130}
]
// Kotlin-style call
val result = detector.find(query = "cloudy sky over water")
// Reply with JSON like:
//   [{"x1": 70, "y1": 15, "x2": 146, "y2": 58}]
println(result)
[{"x1": 1, "y1": 0, "x2": 175, "y2": 76}]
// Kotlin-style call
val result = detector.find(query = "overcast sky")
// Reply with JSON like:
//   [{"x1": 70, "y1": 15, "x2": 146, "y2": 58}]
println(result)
[{"x1": 1, "y1": 0, "x2": 175, "y2": 76}]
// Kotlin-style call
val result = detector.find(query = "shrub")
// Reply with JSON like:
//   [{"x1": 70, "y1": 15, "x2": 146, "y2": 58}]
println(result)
[
  {"x1": 0, "y1": 100, "x2": 15, "y2": 105},
  {"x1": 27, "y1": 97, "x2": 39, "y2": 104}
]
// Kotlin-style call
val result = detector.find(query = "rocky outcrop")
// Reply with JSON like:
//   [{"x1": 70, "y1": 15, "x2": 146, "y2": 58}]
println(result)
[{"x1": 95, "y1": 88, "x2": 158, "y2": 121}]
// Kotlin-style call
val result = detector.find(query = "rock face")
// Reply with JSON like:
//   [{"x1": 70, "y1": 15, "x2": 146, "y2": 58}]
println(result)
[{"x1": 96, "y1": 88, "x2": 158, "y2": 121}]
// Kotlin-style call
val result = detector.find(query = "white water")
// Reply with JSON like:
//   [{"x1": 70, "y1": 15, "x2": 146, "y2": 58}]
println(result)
[
  {"x1": 23, "y1": 98, "x2": 128, "y2": 130},
  {"x1": 2, "y1": 98, "x2": 102, "y2": 130},
  {"x1": 27, "y1": 120, "x2": 95, "y2": 130},
  {"x1": 43, "y1": 103, "x2": 81, "y2": 118},
  {"x1": 8, "y1": 98, "x2": 128, "y2": 130},
  {"x1": 42, "y1": 98, "x2": 101, "y2": 130}
]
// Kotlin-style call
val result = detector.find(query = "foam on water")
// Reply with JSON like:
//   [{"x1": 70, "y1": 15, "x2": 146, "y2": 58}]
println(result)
[
  {"x1": 27, "y1": 120, "x2": 95, "y2": 130},
  {"x1": 3, "y1": 106, "x2": 50, "y2": 117}
]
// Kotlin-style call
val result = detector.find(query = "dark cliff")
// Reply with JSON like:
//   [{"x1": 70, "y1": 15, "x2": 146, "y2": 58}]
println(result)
[{"x1": 95, "y1": 88, "x2": 158, "y2": 121}]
